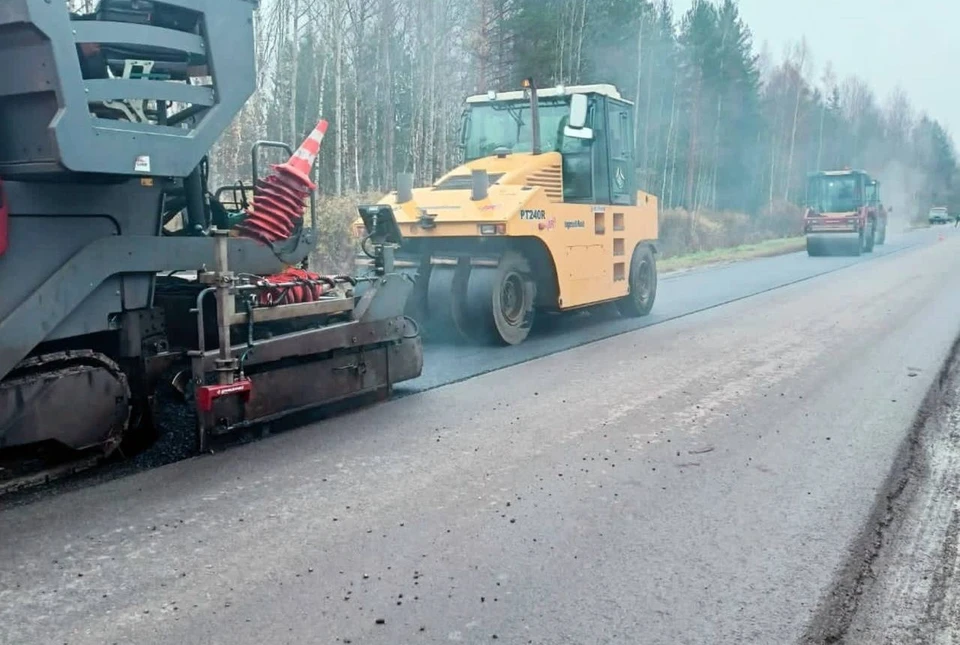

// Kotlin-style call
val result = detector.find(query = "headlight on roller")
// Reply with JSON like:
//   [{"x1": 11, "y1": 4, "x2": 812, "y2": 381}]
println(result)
[{"x1": 479, "y1": 223, "x2": 505, "y2": 235}]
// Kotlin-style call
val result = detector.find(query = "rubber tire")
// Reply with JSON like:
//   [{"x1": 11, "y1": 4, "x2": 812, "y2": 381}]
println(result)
[
  {"x1": 404, "y1": 260, "x2": 432, "y2": 324},
  {"x1": 864, "y1": 221, "x2": 876, "y2": 253},
  {"x1": 851, "y1": 231, "x2": 863, "y2": 257},
  {"x1": 470, "y1": 251, "x2": 537, "y2": 346},
  {"x1": 617, "y1": 245, "x2": 657, "y2": 318},
  {"x1": 421, "y1": 261, "x2": 473, "y2": 344}
]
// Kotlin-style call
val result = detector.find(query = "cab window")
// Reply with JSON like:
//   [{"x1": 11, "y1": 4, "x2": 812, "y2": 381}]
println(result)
[{"x1": 561, "y1": 104, "x2": 595, "y2": 202}]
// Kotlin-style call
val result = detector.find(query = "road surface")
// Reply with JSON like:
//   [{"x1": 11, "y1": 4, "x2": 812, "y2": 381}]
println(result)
[
  {"x1": 1, "y1": 226, "x2": 959, "y2": 645},
  {"x1": 405, "y1": 227, "x2": 933, "y2": 394}
]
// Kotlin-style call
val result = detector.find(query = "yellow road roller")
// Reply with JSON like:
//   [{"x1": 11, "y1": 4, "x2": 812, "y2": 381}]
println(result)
[{"x1": 356, "y1": 80, "x2": 659, "y2": 345}]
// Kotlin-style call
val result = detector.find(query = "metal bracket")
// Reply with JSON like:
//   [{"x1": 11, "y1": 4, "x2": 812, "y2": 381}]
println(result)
[
  {"x1": 334, "y1": 349, "x2": 368, "y2": 377},
  {"x1": 99, "y1": 59, "x2": 156, "y2": 123}
]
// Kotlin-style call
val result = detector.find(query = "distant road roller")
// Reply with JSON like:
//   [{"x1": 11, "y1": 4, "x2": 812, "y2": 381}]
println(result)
[
  {"x1": 356, "y1": 80, "x2": 659, "y2": 345},
  {"x1": 803, "y1": 169, "x2": 889, "y2": 257}
]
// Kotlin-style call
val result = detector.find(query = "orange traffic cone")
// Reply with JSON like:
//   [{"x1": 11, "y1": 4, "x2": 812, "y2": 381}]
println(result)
[
  {"x1": 273, "y1": 119, "x2": 329, "y2": 191},
  {"x1": 236, "y1": 118, "x2": 330, "y2": 247}
]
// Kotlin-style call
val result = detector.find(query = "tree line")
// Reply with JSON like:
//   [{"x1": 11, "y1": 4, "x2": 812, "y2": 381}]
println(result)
[{"x1": 208, "y1": 0, "x2": 958, "y2": 223}]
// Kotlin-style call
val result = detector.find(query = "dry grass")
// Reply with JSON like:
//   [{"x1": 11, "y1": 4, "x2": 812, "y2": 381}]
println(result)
[
  {"x1": 657, "y1": 200, "x2": 803, "y2": 259},
  {"x1": 658, "y1": 236, "x2": 806, "y2": 273},
  {"x1": 306, "y1": 192, "x2": 381, "y2": 274}
]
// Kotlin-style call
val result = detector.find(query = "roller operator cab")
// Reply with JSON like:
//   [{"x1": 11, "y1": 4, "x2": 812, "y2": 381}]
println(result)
[
  {"x1": 357, "y1": 81, "x2": 659, "y2": 346},
  {"x1": 803, "y1": 169, "x2": 889, "y2": 257}
]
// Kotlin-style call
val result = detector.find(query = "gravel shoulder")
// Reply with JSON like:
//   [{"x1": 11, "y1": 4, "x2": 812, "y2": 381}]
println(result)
[{"x1": 819, "y1": 335, "x2": 960, "y2": 645}]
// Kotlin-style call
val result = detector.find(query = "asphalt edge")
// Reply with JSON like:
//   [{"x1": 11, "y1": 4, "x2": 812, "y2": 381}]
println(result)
[{"x1": 798, "y1": 325, "x2": 960, "y2": 644}]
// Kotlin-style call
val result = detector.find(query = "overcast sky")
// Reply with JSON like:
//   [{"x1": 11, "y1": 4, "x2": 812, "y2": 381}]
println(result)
[{"x1": 672, "y1": 0, "x2": 958, "y2": 135}]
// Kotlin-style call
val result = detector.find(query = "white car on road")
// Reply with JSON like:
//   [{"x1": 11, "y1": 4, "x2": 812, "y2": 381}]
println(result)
[{"x1": 929, "y1": 206, "x2": 950, "y2": 224}]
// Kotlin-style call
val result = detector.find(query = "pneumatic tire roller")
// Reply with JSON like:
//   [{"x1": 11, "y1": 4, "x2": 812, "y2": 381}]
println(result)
[{"x1": 355, "y1": 80, "x2": 660, "y2": 346}]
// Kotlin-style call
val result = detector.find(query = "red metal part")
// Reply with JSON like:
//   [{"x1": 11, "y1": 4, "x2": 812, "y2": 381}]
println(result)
[
  {"x1": 0, "y1": 178, "x2": 8, "y2": 257},
  {"x1": 196, "y1": 379, "x2": 253, "y2": 413}
]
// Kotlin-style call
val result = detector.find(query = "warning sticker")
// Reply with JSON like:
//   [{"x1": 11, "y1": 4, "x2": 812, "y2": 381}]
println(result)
[{"x1": 134, "y1": 155, "x2": 152, "y2": 173}]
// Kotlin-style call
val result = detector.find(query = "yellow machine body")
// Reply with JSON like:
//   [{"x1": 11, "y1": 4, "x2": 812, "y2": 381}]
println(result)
[
  {"x1": 356, "y1": 83, "x2": 660, "y2": 345},
  {"x1": 374, "y1": 152, "x2": 658, "y2": 310}
]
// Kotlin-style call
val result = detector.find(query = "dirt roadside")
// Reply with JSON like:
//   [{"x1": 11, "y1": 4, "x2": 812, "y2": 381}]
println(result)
[{"x1": 803, "y1": 336, "x2": 960, "y2": 644}]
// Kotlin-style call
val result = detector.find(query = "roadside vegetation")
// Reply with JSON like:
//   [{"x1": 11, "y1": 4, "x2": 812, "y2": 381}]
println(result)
[
  {"x1": 659, "y1": 237, "x2": 805, "y2": 273},
  {"x1": 310, "y1": 196, "x2": 805, "y2": 275}
]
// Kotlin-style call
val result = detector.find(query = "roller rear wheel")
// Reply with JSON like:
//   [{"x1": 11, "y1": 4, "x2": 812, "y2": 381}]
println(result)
[{"x1": 617, "y1": 245, "x2": 657, "y2": 318}]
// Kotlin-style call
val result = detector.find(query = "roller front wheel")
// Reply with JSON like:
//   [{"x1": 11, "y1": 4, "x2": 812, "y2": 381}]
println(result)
[{"x1": 463, "y1": 251, "x2": 537, "y2": 346}]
